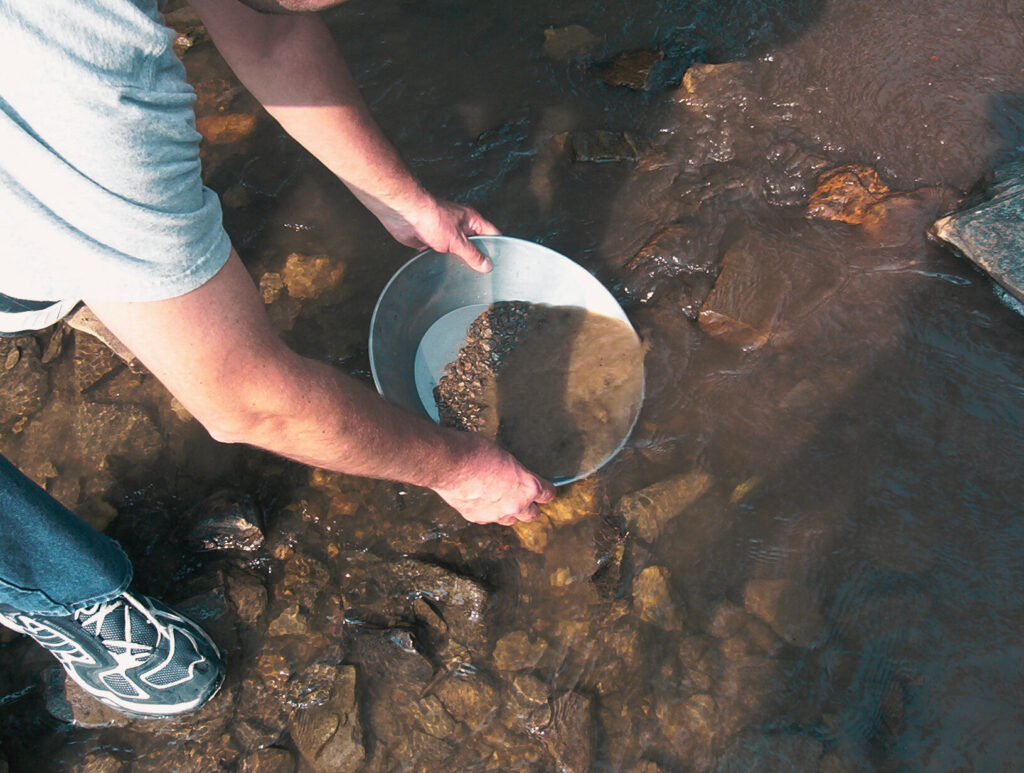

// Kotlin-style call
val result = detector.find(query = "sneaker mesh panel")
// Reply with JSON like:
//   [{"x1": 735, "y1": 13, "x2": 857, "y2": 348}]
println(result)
[{"x1": 146, "y1": 631, "x2": 201, "y2": 687}]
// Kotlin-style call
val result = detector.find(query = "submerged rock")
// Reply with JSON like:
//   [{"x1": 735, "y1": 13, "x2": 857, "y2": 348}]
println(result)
[
  {"x1": 621, "y1": 223, "x2": 721, "y2": 316},
  {"x1": 43, "y1": 668, "x2": 129, "y2": 729},
  {"x1": 237, "y1": 748, "x2": 296, "y2": 773},
  {"x1": 0, "y1": 338, "x2": 48, "y2": 425},
  {"x1": 530, "y1": 691, "x2": 595, "y2": 773},
  {"x1": 559, "y1": 130, "x2": 639, "y2": 163},
  {"x1": 289, "y1": 666, "x2": 364, "y2": 773},
  {"x1": 542, "y1": 25, "x2": 601, "y2": 62},
  {"x1": 493, "y1": 630, "x2": 550, "y2": 672},
  {"x1": 280, "y1": 252, "x2": 345, "y2": 301},
  {"x1": 195, "y1": 113, "x2": 258, "y2": 146},
  {"x1": 592, "y1": 49, "x2": 665, "y2": 91},
  {"x1": 743, "y1": 578, "x2": 825, "y2": 648},
  {"x1": 717, "y1": 731, "x2": 823, "y2": 773},
  {"x1": 698, "y1": 237, "x2": 786, "y2": 349},
  {"x1": 613, "y1": 471, "x2": 712, "y2": 542},
  {"x1": 632, "y1": 565, "x2": 685, "y2": 631},
  {"x1": 932, "y1": 160, "x2": 1024, "y2": 306}
]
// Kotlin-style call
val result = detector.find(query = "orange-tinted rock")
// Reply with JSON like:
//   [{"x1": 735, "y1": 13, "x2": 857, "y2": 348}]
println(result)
[
  {"x1": 281, "y1": 253, "x2": 345, "y2": 301},
  {"x1": 807, "y1": 164, "x2": 891, "y2": 224},
  {"x1": 195, "y1": 113, "x2": 258, "y2": 146}
]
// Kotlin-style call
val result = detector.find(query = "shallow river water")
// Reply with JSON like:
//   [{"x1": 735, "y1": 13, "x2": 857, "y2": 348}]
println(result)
[{"x1": 1, "y1": 0, "x2": 1023, "y2": 770}]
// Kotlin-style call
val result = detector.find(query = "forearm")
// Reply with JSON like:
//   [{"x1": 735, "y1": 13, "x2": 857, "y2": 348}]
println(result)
[
  {"x1": 214, "y1": 350, "x2": 464, "y2": 492},
  {"x1": 188, "y1": 0, "x2": 428, "y2": 218}
]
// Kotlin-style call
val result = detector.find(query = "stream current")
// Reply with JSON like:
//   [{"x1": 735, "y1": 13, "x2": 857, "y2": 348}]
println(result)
[{"x1": 1, "y1": 0, "x2": 1023, "y2": 769}]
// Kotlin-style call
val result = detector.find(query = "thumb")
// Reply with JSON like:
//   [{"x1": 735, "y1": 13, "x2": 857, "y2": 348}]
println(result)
[{"x1": 452, "y1": 234, "x2": 493, "y2": 273}]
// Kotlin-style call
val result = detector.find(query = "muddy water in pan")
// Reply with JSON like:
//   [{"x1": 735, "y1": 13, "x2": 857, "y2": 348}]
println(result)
[
  {"x1": 432, "y1": 302, "x2": 644, "y2": 482},
  {"x1": 0, "y1": 0, "x2": 1023, "y2": 769}
]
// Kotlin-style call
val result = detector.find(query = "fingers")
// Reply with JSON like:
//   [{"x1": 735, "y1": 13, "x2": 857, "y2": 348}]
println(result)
[
  {"x1": 452, "y1": 233, "x2": 493, "y2": 273},
  {"x1": 534, "y1": 477, "x2": 557, "y2": 504}
]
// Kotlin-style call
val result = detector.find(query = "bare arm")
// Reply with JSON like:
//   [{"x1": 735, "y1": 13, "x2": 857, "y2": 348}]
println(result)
[
  {"x1": 187, "y1": 0, "x2": 496, "y2": 270},
  {"x1": 87, "y1": 253, "x2": 554, "y2": 524}
]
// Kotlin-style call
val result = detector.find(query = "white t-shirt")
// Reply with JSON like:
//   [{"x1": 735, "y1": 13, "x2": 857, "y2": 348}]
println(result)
[{"x1": 0, "y1": 0, "x2": 231, "y2": 332}]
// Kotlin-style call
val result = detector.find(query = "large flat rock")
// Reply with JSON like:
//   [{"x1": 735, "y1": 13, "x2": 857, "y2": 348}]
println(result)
[{"x1": 932, "y1": 161, "x2": 1024, "y2": 306}]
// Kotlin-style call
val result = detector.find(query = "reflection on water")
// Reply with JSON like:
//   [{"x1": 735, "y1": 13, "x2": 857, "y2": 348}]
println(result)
[{"x1": 1, "y1": 0, "x2": 1024, "y2": 769}]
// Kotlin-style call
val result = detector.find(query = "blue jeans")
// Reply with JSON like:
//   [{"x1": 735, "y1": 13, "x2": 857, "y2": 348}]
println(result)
[{"x1": 0, "y1": 453, "x2": 131, "y2": 616}]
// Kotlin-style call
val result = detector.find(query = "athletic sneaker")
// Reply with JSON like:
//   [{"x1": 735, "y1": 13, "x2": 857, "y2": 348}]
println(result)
[{"x1": 0, "y1": 591, "x2": 225, "y2": 717}]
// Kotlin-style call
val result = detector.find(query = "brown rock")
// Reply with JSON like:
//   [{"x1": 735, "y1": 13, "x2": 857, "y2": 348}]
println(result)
[
  {"x1": 196, "y1": 114, "x2": 258, "y2": 146},
  {"x1": 613, "y1": 471, "x2": 712, "y2": 542},
  {"x1": 0, "y1": 339, "x2": 48, "y2": 424},
  {"x1": 433, "y1": 674, "x2": 500, "y2": 724},
  {"x1": 656, "y1": 693, "x2": 718, "y2": 765},
  {"x1": 281, "y1": 252, "x2": 345, "y2": 301},
  {"x1": 72, "y1": 402, "x2": 163, "y2": 471},
  {"x1": 743, "y1": 578, "x2": 825, "y2": 648},
  {"x1": 560, "y1": 130, "x2": 638, "y2": 163},
  {"x1": 267, "y1": 605, "x2": 310, "y2": 637},
  {"x1": 289, "y1": 666, "x2": 364, "y2": 773},
  {"x1": 492, "y1": 630, "x2": 549, "y2": 671},
  {"x1": 807, "y1": 164, "x2": 890, "y2": 225},
  {"x1": 593, "y1": 48, "x2": 665, "y2": 91},
  {"x1": 531, "y1": 691, "x2": 595, "y2": 773},
  {"x1": 621, "y1": 223, "x2": 719, "y2": 311},
  {"x1": 238, "y1": 748, "x2": 296, "y2": 773},
  {"x1": 698, "y1": 238, "x2": 786, "y2": 349},
  {"x1": 541, "y1": 476, "x2": 605, "y2": 526},
  {"x1": 632, "y1": 565, "x2": 684, "y2": 630},
  {"x1": 513, "y1": 514, "x2": 553, "y2": 553},
  {"x1": 186, "y1": 490, "x2": 265, "y2": 553}
]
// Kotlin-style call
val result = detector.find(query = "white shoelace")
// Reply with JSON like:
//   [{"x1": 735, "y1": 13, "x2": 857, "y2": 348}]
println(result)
[{"x1": 74, "y1": 593, "x2": 173, "y2": 665}]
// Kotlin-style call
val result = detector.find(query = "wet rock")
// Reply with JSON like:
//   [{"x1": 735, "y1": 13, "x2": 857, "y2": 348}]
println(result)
[
  {"x1": 743, "y1": 578, "x2": 825, "y2": 648},
  {"x1": 542, "y1": 24, "x2": 601, "y2": 62},
  {"x1": 764, "y1": 142, "x2": 830, "y2": 208},
  {"x1": 493, "y1": 630, "x2": 549, "y2": 672},
  {"x1": 186, "y1": 490, "x2": 265, "y2": 553},
  {"x1": 698, "y1": 236, "x2": 787, "y2": 349},
  {"x1": 593, "y1": 49, "x2": 665, "y2": 91},
  {"x1": 510, "y1": 673, "x2": 550, "y2": 711},
  {"x1": 513, "y1": 515, "x2": 553, "y2": 553},
  {"x1": 66, "y1": 305, "x2": 136, "y2": 365},
  {"x1": 932, "y1": 161, "x2": 1024, "y2": 306},
  {"x1": 43, "y1": 668, "x2": 130, "y2": 729},
  {"x1": 196, "y1": 113, "x2": 258, "y2": 146},
  {"x1": 718, "y1": 731, "x2": 823, "y2": 773},
  {"x1": 542, "y1": 476, "x2": 605, "y2": 527},
  {"x1": 433, "y1": 673, "x2": 500, "y2": 725},
  {"x1": 676, "y1": 61, "x2": 756, "y2": 108},
  {"x1": 807, "y1": 164, "x2": 890, "y2": 225},
  {"x1": 225, "y1": 570, "x2": 270, "y2": 628},
  {"x1": 280, "y1": 252, "x2": 345, "y2": 301},
  {"x1": 632, "y1": 566, "x2": 685, "y2": 631},
  {"x1": 391, "y1": 559, "x2": 490, "y2": 653},
  {"x1": 72, "y1": 332, "x2": 122, "y2": 393},
  {"x1": 0, "y1": 339, "x2": 48, "y2": 425},
  {"x1": 709, "y1": 602, "x2": 781, "y2": 660},
  {"x1": 72, "y1": 402, "x2": 163, "y2": 471},
  {"x1": 289, "y1": 665, "x2": 364, "y2": 773},
  {"x1": 818, "y1": 751, "x2": 859, "y2": 773},
  {"x1": 267, "y1": 605, "x2": 310, "y2": 637},
  {"x1": 559, "y1": 129, "x2": 639, "y2": 163},
  {"x1": 237, "y1": 748, "x2": 296, "y2": 773},
  {"x1": 164, "y1": 5, "x2": 209, "y2": 56},
  {"x1": 620, "y1": 223, "x2": 720, "y2": 312},
  {"x1": 79, "y1": 753, "x2": 126, "y2": 773},
  {"x1": 613, "y1": 471, "x2": 713, "y2": 542},
  {"x1": 530, "y1": 690, "x2": 595, "y2": 773}
]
